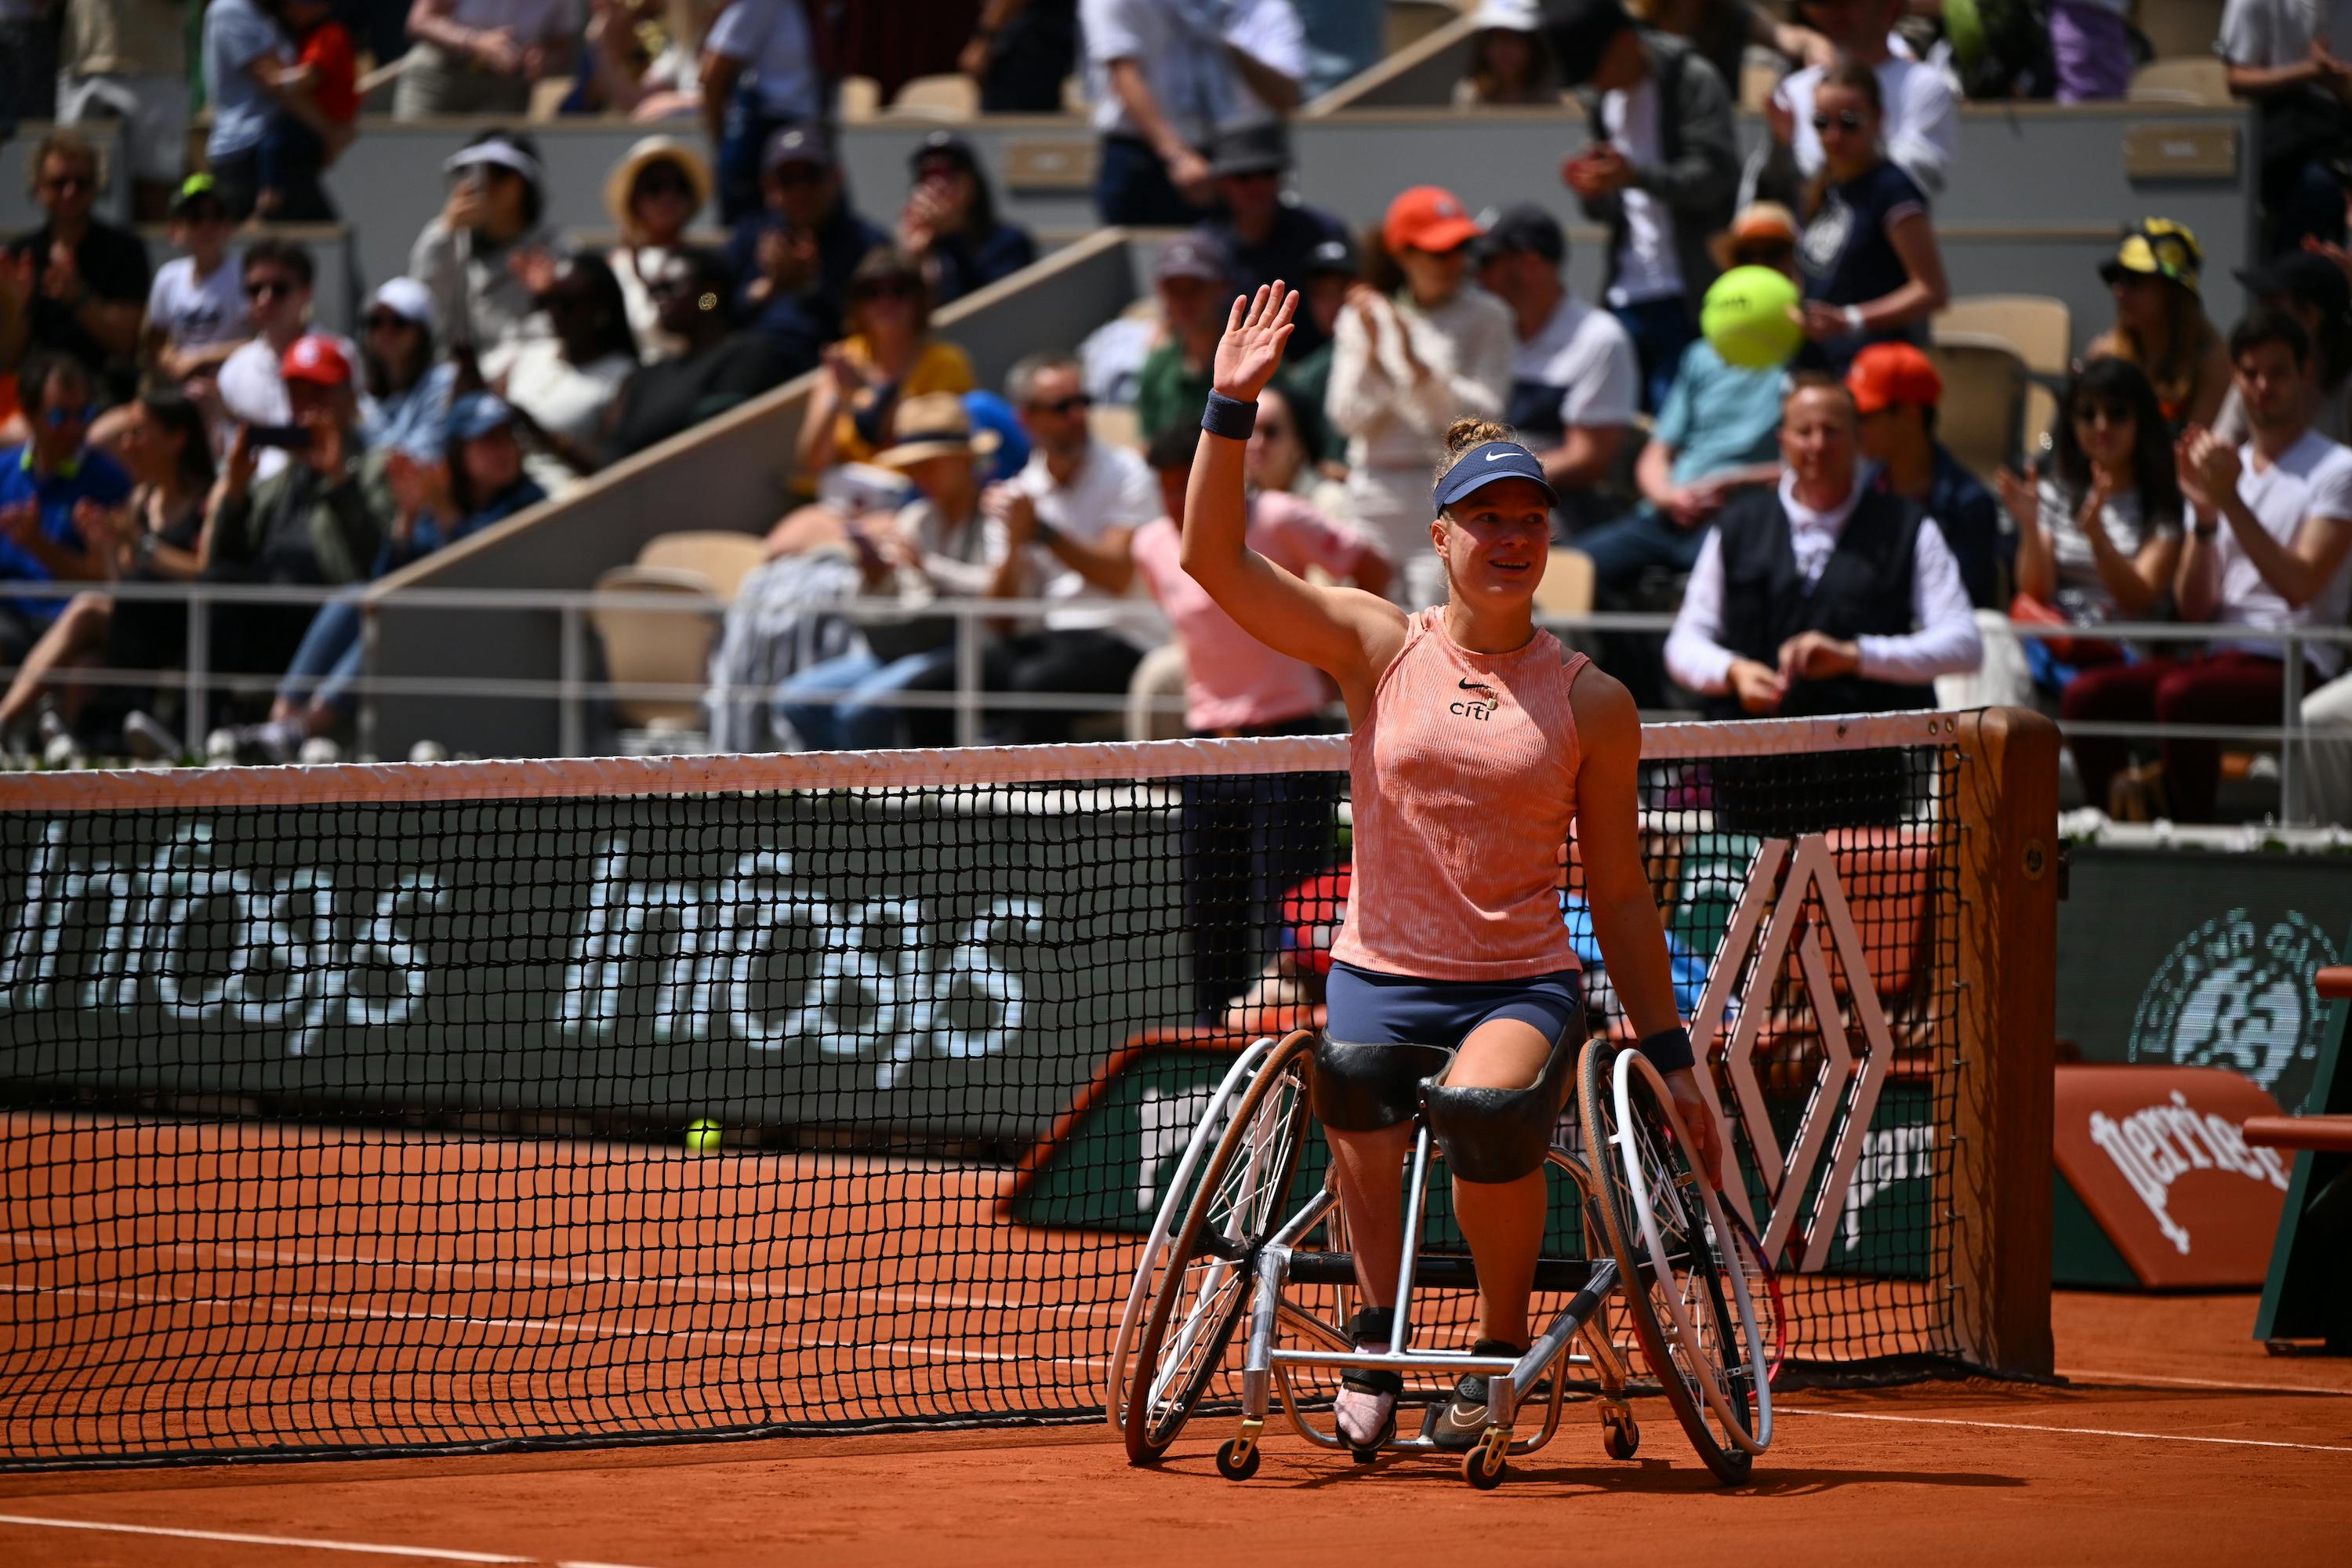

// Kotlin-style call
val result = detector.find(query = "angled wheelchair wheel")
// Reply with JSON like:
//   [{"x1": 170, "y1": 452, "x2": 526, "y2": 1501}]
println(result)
[
  {"x1": 1120, "y1": 1030, "x2": 1315, "y2": 1465},
  {"x1": 1577, "y1": 1040, "x2": 1772, "y2": 1484}
]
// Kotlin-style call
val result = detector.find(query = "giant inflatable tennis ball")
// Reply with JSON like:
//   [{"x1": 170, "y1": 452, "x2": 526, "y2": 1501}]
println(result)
[{"x1": 1700, "y1": 266, "x2": 1805, "y2": 371}]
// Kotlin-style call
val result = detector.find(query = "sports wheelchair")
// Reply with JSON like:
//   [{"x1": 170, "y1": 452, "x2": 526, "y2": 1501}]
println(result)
[{"x1": 1106, "y1": 1029, "x2": 1773, "y2": 1490}]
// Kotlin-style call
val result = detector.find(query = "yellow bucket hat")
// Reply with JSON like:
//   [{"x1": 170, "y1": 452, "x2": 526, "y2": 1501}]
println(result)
[{"x1": 2100, "y1": 218, "x2": 2203, "y2": 296}]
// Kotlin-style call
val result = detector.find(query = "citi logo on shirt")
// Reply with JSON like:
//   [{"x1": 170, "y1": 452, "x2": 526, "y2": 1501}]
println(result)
[{"x1": 1449, "y1": 677, "x2": 1500, "y2": 721}]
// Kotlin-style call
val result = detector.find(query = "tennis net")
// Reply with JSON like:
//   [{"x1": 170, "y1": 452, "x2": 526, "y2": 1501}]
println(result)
[{"x1": 0, "y1": 712, "x2": 2055, "y2": 1468}]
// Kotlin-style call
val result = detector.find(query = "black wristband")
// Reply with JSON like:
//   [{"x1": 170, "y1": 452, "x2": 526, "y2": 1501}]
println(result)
[
  {"x1": 1637, "y1": 1025, "x2": 1695, "y2": 1074},
  {"x1": 1200, "y1": 390, "x2": 1258, "y2": 441}
]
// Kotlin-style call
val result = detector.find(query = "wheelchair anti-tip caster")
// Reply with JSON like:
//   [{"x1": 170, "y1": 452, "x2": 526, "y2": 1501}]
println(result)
[
  {"x1": 1215, "y1": 1434, "x2": 1261, "y2": 1481},
  {"x1": 1601, "y1": 1405, "x2": 1640, "y2": 1461},
  {"x1": 1461, "y1": 1428, "x2": 1509, "y2": 1490}
]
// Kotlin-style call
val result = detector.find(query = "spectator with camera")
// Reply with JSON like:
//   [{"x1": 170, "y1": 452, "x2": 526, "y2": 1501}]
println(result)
[
  {"x1": 724, "y1": 126, "x2": 887, "y2": 372},
  {"x1": 896, "y1": 132, "x2": 1036, "y2": 308},
  {"x1": 408, "y1": 130, "x2": 558, "y2": 359}
]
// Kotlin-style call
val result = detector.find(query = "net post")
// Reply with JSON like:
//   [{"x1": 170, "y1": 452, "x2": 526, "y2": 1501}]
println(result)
[{"x1": 1948, "y1": 706, "x2": 2058, "y2": 1377}]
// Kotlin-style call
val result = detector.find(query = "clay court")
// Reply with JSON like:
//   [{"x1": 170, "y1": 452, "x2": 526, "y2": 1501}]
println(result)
[
  {"x1": 0, "y1": 1291, "x2": 2344, "y2": 1567},
  {"x1": 4, "y1": 1112, "x2": 2350, "y2": 1567}
]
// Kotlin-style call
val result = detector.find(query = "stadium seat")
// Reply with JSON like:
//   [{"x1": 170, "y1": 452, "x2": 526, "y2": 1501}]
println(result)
[
  {"x1": 2133, "y1": 0, "x2": 2228, "y2": 64},
  {"x1": 1924, "y1": 334, "x2": 2029, "y2": 488},
  {"x1": 1936, "y1": 295, "x2": 2071, "y2": 459},
  {"x1": 1534, "y1": 547, "x2": 1595, "y2": 617},
  {"x1": 587, "y1": 565, "x2": 723, "y2": 733},
  {"x1": 840, "y1": 75, "x2": 883, "y2": 122},
  {"x1": 1126, "y1": 643, "x2": 1189, "y2": 742},
  {"x1": 2129, "y1": 57, "x2": 2231, "y2": 106},
  {"x1": 635, "y1": 531, "x2": 769, "y2": 604},
  {"x1": 890, "y1": 74, "x2": 981, "y2": 122},
  {"x1": 1386, "y1": 0, "x2": 1464, "y2": 56},
  {"x1": 1088, "y1": 401, "x2": 1142, "y2": 452}
]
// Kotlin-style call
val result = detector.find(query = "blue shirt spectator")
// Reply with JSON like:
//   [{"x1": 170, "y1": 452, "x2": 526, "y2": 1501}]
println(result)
[
  {"x1": 0, "y1": 360, "x2": 133, "y2": 656},
  {"x1": 1196, "y1": 122, "x2": 1348, "y2": 358},
  {"x1": 1653, "y1": 339, "x2": 1786, "y2": 488}
]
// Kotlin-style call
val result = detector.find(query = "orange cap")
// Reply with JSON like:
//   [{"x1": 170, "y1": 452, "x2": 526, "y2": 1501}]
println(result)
[
  {"x1": 1382, "y1": 185, "x2": 1483, "y2": 256},
  {"x1": 280, "y1": 334, "x2": 353, "y2": 388},
  {"x1": 1846, "y1": 341, "x2": 1941, "y2": 415}
]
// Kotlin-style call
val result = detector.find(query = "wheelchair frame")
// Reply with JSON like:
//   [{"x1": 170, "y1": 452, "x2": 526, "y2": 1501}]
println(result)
[{"x1": 1107, "y1": 1029, "x2": 1771, "y2": 1490}]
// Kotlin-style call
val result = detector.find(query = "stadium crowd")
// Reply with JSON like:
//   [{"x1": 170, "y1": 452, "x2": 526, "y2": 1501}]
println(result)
[{"x1": 0, "y1": 0, "x2": 2347, "y2": 829}]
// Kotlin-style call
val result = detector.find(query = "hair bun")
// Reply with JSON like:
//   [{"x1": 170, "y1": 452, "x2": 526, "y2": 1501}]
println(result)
[{"x1": 1442, "y1": 419, "x2": 1515, "y2": 456}]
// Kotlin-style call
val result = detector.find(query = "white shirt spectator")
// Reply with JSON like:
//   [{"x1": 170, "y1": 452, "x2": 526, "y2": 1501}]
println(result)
[
  {"x1": 1601, "y1": 76, "x2": 1682, "y2": 306},
  {"x1": 705, "y1": 0, "x2": 823, "y2": 122},
  {"x1": 2218, "y1": 0, "x2": 2352, "y2": 64},
  {"x1": 1006, "y1": 438, "x2": 1163, "y2": 642},
  {"x1": 1082, "y1": 0, "x2": 1236, "y2": 147},
  {"x1": 147, "y1": 255, "x2": 249, "y2": 354},
  {"x1": 493, "y1": 339, "x2": 637, "y2": 497},
  {"x1": 1777, "y1": 57, "x2": 1959, "y2": 198},
  {"x1": 200, "y1": 0, "x2": 288, "y2": 162},
  {"x1": 1513, "y1": 292, "x2": 1639, "y2": 433},
  {"x1": 2211, "y1": 429, "x2": 2352, "y2": 676},
  {"x1": 1218, "y1": 0, "x2": 1309, "y2": 125},
  {"x1": 1327, "y1": 285, "x2": 1514, "y2": 606},
  {"x1": 2032, "y1": 477, "x2": 2179, "y2": 622},
  {"x1": 1664, "y1": 470, "x2": 1981, "y2": 692}
]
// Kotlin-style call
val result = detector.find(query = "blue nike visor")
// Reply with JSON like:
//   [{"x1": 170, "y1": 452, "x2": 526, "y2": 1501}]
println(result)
[{"x1": 1432, "y1": 441, "x2": 1560, "y2": 513}]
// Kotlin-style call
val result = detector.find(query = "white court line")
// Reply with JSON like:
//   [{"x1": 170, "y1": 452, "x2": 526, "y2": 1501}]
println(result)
[
  {"x1": 0, "y1": 1281, "x2": 1111, "y2": 1374},
  {"x1": 0, "y1": 1512, "x2": 659, "y2": 1566},
  {"x1": 0, "y1": 1231, "x2": 1120, "y2": 1323},
  {"x1": 2056, "y1": 1367, "x2": 2352, "y2": 1399},
  {"x1": 1777, "y1": 1406, "x2": 2352, "y2": 1454}
]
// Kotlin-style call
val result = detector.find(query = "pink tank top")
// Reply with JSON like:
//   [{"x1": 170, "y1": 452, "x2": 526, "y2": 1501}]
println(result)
[{"x1": 1330, "y1": 609, "x2": 1588, "y2": 982}]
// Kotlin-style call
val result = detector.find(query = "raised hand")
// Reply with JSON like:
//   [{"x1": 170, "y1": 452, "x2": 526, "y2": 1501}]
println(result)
[{"x1": 1211, "y1": 283, "x2": 1298, "y2": 403}]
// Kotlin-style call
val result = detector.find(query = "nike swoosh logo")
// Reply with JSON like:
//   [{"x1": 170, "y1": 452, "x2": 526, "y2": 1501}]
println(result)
[
  {"x1": 1458, "y1": 679, "x2": 1490, "y2": 691},
  {"x1": 1484, "y1": 450, "x2": 1511, "y2": 460}
]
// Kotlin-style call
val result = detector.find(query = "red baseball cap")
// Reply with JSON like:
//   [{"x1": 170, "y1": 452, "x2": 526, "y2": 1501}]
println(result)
[
  {"x1": 1846, "y1": 341, "x2": 1942, "y2": 416},
  {"x1": 280, "y1": 334, "x2": 353, "y2": 388},
  {"x1": 1382, "y1": 185, "x2": 1483, "y2": 256}
]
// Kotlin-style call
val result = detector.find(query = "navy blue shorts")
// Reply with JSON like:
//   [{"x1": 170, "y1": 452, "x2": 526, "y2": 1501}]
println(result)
[{"x1": 1324, "y1": 962, "x2": 1584, "y2": 1051}]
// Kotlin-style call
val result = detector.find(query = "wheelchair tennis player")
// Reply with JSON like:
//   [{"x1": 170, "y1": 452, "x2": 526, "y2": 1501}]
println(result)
[{"x1": 1182, "y1": 283, "x2": 1722, "y2": 1453}]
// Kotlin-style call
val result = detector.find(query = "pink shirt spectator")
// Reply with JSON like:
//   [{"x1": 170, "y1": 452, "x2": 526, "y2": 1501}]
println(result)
[
  {"x1": 1130, "y1": 490, "x2": 1383, "y2": 732},
  {"x1": 1329, "y1": 608, "x2": 1588, "y2": 982}
]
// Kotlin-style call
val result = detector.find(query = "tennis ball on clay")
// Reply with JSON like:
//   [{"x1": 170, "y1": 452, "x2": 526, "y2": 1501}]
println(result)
[
  {"x1": 1700, "y1": 265, "x2": 1805, "y2": 372},
  {"x1": 684, "y1": 1118, "x2": 724, "y2": 1154}
]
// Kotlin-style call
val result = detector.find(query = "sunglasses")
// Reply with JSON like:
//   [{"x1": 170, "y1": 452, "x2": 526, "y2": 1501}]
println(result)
[
  {"x1": 1813, "y1": 111, "x2": 1865, "y2": 133},
  {"x1": 635, "y1": 169, "x2": 694, "y2": 198},
  {"x1": 42, "y1": 172, "x2": 93, "y2": 194},
  {"x1": 1029, "y1": 394, "x2": 1091, "y2": 416},
  {"x1": 855, "y1": 278, "x2": 921, "y2": 302},
  {"x1": 2072, "y1": 403, "x2": 2132, "y2": 427},
  {"x1": 245, "y1": 278, "x2": 297, "y2": 301},
  {"x1": 364, "y1": 311, "x2": 413, "y2": 332},
  {"x1": 768, "y1": 165, "x2": 826, "y2": 188},
  {"x1": 43, "y1": 402, "x2": 94, "y2": 428}
]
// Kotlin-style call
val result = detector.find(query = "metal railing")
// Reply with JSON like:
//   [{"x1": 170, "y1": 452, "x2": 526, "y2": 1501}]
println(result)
[{"x1": 2, "y1": 578, "x2": 2349, "y2": 821}]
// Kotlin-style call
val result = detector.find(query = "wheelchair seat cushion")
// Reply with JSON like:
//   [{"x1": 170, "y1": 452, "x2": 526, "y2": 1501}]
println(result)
[{"x1": 1312, "y1": 1038, "x2": 1454, "y2": 1131}]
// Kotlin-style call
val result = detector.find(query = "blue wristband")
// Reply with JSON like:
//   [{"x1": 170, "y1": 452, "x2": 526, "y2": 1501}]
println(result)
[
  {"x1": 1637, "y1": 1025, "x2": 1695, "y2": 1074},
  {"x1": 1200, "y1": 390, "x2": 1258, "y2": 441}
]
